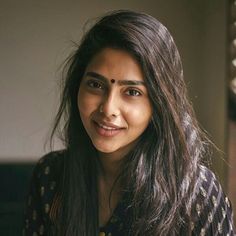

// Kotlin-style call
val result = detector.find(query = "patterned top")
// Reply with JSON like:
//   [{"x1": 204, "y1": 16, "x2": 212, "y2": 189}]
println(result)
[{"x1": 23, "y1": 151, "x2": 235, "y2": 236}]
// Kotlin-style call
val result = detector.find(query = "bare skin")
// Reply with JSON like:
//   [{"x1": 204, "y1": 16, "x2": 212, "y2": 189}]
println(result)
[
  {"x1": 77, "y1": 48, "x2": 152, "y2": 227},
  {"x1": 98, "y1": 171, "x2": 122, "y2": 226}
]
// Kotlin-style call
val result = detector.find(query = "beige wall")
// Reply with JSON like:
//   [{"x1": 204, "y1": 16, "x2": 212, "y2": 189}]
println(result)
[{"x1": 0, "y1": 0, "x2": 227, "y2": 183}]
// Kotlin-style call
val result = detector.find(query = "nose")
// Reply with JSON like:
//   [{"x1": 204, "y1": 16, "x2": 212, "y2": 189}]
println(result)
[{"x1": 99, "y1": 91, "x2": 120, "y2": 118}]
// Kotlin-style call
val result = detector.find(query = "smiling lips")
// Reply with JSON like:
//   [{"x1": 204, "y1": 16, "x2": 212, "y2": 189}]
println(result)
[{"x1": 93, "y1": 121, "x2": 125, "y2": 137}]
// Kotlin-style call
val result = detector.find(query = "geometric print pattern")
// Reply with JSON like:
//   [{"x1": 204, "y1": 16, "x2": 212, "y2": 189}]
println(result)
[{"x1": 23, "y1": 151, "x2": 235, "y2": 235}]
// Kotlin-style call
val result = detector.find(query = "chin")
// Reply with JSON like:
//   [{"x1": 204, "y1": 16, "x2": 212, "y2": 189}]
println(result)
[
  {"x1": 91, "y1": 141, "x2": 113, "y2": 152},
  {"x1": 95, "y1": 146, "x2": 116, "y2": 154}
]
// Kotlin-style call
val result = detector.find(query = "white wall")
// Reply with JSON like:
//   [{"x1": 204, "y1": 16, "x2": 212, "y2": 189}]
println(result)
[{"x1": 0, "y1": 0, "x2": 227, "y2": 180}]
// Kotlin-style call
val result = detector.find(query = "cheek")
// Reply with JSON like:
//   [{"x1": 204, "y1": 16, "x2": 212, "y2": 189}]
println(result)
[
  {"x1": 125, "y1": 103, "x2": 152, "y2": 128},
  {"x1": 78, "y1": 90, "x2": 97, "y2": 115},
  {"x1": 77, "y1": 90, "x2": 86, "y2": 114}
]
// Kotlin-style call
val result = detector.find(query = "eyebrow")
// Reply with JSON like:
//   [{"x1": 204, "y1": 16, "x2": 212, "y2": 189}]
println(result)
[{"x1": 85, "y1": 71, "x2": 145, "y2": 86}]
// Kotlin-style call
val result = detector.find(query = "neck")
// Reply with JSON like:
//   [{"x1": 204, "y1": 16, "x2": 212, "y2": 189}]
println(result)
[
  {"x1": 97, "y1": 140, "x2": 138, "y2": 180},
  {"x1": 98, "y1": 152, "x2": 124, "y2": 183}
]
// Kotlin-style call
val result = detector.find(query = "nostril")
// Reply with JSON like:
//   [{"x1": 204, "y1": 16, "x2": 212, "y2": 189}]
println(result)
[{"x1": 98, "y1": 100, "x2": 121, "y2": 117}]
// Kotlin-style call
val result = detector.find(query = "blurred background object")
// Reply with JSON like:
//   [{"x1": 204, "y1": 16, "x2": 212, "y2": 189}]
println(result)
[{"x1": 0, "y1": 0, "x2": 234, "y2": 234}]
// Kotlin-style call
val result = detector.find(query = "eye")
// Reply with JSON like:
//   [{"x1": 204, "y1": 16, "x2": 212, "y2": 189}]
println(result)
[
  {"x1": 86, "y1": 80, "x2": 104, "y2": 89},
  {"x1": 125, "y1": 88, "x2": 142, "y2": 96}
]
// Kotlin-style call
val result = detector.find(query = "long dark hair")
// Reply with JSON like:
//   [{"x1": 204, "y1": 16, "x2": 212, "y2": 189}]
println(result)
[{"x1": 49, "y1": 10, "x2": 208, "y2": 235}]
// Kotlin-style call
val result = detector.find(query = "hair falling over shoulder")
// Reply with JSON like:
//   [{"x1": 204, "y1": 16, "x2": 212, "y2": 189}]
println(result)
[{"x1": 49, "y1": 10, "x2": 210, "y2": 235}]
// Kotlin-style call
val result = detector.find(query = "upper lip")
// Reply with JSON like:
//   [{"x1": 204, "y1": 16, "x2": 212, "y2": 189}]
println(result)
[{"x1": 93, "y1": 120, "x2": 125, "y2": 129}]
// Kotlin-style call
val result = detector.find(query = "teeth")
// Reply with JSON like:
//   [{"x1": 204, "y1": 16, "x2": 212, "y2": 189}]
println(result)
[{"x1": 98, "y1": 123, "x2": 118, "y2": 130}]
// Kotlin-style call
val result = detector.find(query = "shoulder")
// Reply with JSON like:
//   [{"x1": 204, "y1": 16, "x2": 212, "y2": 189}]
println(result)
[
  {"x1": 36, "y1": 150, "x2": 65, "y2": 168},
  {"x1": 23, "y1": 150, "x2": 66, "y2": 233},
  {"x1": 33, "y1": 150, "x2": 65, "y2": 180},
  {"x1": 190, "y1": 165, "x2": 235, "y2": 235},
  {"x1": 29, "y1": 150, "x2": 66, "y2": 204}
]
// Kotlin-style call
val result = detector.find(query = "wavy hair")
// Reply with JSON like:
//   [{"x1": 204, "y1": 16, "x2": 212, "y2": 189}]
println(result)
[{"x1": 50, "y1": 10, "x2": 208, "y2": 235}]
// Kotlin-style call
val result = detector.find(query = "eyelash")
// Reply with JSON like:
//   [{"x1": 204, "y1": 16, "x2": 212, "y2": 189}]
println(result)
[
  {"x1": 86, "y1": 80, "x2": 105, "y2": 90},
  {"x1": 125, "y1": 88, "x2": 142, "y2": 96},
  {"x1": 85, "y1": 79, "x2": 142, "y2": 97}
]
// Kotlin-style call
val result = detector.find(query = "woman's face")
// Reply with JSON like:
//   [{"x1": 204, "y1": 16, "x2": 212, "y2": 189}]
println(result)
[{"x1": 78, "y1": 48, "x2": 152, "y2": 159}]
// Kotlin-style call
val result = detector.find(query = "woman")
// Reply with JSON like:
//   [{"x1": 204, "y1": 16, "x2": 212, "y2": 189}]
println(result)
[{"x1": 23, "y1": 10, "x2": 235, "y2": 235}]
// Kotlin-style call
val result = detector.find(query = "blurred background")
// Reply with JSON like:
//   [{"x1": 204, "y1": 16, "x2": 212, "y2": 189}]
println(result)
[{"x1": 0, "y1": 0, "x2": 235, "y2": 234}]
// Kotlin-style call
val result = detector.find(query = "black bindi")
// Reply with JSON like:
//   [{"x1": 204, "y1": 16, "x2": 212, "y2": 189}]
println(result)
[{"x1": 110, "y1": 79, "x2": 115, "y2": 84}]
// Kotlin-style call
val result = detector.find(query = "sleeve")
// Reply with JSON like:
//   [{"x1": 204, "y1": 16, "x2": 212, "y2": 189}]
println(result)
[
  {"x1": 190, "y1": 166, "x2": 235, "y2": 236},
  {"x1": 22, "y1": 153, "x2": 57, "y2": 236}
]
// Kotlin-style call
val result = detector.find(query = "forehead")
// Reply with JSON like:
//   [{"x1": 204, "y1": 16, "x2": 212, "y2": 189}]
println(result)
[{"x1": 85, "y1": 47, "x2": 145, "y2": 82}]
